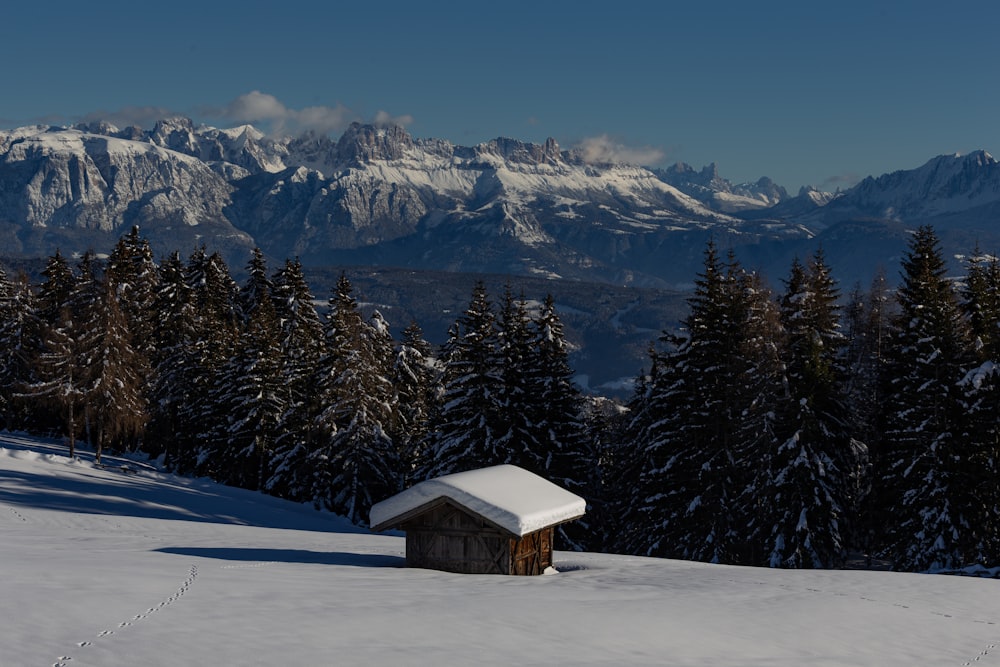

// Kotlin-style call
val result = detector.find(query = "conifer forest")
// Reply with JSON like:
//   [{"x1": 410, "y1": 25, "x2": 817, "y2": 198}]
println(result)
[{"x1": 1, "y1": 225, "x2": 998, "y2": 573}]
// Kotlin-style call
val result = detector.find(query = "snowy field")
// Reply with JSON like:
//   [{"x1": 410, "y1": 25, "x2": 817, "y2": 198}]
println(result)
[{"x1": 2, "y1": 433, "x2": 1000, "y2": 667}]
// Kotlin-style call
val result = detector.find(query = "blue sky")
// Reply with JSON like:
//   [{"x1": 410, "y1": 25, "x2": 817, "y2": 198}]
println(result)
[{"x1": 2, "y1": 0, "x2": 996, "y2": 193}]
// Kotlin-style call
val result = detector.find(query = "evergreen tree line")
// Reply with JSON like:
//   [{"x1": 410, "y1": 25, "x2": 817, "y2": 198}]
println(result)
[
  {"x1": 0, "y1": 227, "x2": 596, "y2": 539},
  {"x1": 612, "y1": 226, "x2": 1000, "y2": 572},
  {"x1": 2, "y1": 224, "x2": 998, "y2": 572}
]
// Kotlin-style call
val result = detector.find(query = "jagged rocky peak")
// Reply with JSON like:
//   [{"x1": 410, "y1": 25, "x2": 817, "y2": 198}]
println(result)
[
  {"x1": 962, "y1": 149, "x2": 996, "y2": 166},
  {"x1": 476, "y1": 136, "x2": 563, "y2": 165},
  {"x1": 853, "y1": 149, "x2": 1000, "y2": 202},
  {"x1": 660, "y1": 161, "x2": 723, "y2": 188},
  {"x1": 149, "y1": 116, "x2": 200, "y2": 154},
  {"x1": 747, "y1": 176, "x2": 788, "y2": 201},
  {"x1": 74, "y1": 120, "x2": 120, "y2": 136},
  {"x1": 335, "y1": 122, "x2": 415, "y2": 163}
]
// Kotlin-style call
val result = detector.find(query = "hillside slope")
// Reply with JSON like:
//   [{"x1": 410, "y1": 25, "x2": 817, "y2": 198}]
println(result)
[{"x1": 2, "y1": 433, "x2": 999, "y2": 666}]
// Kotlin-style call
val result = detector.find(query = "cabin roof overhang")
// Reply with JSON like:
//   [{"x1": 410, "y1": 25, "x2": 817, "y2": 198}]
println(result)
[{"x1": 370, "y1": 465, "x2": 586, "y2": 536}]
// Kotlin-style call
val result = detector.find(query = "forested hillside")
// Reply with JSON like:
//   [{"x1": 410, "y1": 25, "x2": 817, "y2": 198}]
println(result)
[{"x1": 1, "y1": 225, "x2": 997, "y2": 572}]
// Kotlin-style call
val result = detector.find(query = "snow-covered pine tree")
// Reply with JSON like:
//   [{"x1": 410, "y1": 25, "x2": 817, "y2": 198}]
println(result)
[
  {"x1": 266, "y1": 259, "x2": 328, "y2": 502},
  {"x1": 81, "y1": 279, "x2": 148, "y2": 463},
  {"x1": 24, "y1": 302, "x2": 85, "y2": 457},
  {"x1": 877, "y1": 225, "x2": 978, "y2": 571},
  {"x1": 496, "y1": 285, "x2": 540, "y2": 471},
  {"x1": 759, "y1": 250, "x2": 868, "y2": 568},
  {"x1": 959, "y1": 248, "x2": 1000, "y2": 565},
  {"x1": 960, "y1": 358, "x2": 1000, "y2": 565},
  {"x1": 623, "y1": 241, "x2": 772, "y2": 563},
  {"x1": 36, "y1": 250, "x2": 75, "y2": 327},
  {"x1": 23, "y1": 251, "x2": 80, "y2": 446},
  {"x1": 146, "y1": 251, "x2": 199, "y2": 468},
  {"x1": 237, "y1": 248, "x2": 273, "y2": 325},
  {"x1": 843, "y1": 270, "x2": 893, "y2": 452},
  {"x1": 310, "y1": 275, "x2": 400, "y2": 525},
  {"x1": 422, "y1": 281, "x2": 505, "y2": 478},
  {"x1": 105, "y1": 226, "x2": 159, "y2": 358},
  {"x1": 726, "y1": 266, "x2": 786, "y2": 565},
  {"x1": 176, "y1": 248, "x2": 241, "y2": 476},
  {"x1": 531, "y1": 293, "x2": 597, "y2": 551},
  {"x1": 0, "y1": 267, "x2": 38, "y2": 431},
  {"x1": 962, "y1": 249, "x2": 1000, "y2": 363},
  {"x1": 390, "y1": 321, "x2": 440, "y2": 488},
  {"x1": 209, "y1": 250, "x2": 286, "y2": 490}
]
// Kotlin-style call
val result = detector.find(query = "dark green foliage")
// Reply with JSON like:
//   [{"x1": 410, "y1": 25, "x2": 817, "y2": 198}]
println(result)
[
  {"x1": 266, "y1": 259, "x2": 328, "y2": 501},
  {"x1": 422, "y1": 281, "x2": 506, "y2": 477},
  {"x1": 963, "y1": 249, "x2": 1000, "y2": 362},
  {"x1": 210, "y1": 251, "x2": 286, "y2": 490},
  {"x1": 877, "y1": 226, "x2": 978, "y2": 570},
  {"x1": 390, "y1": 321, "x2": 439, "y2": 487},
  {"x1": 621, "y1": 242, "x2": 784, "y2": 564},
  {"x1": 759, "y1": 250, "x2": 868, "y2": 569},
  {"x1": 310, "y1": 275, "x2": 401, "y2": 525},
  {"x1": 0, "y1": 267, "x2": 38, "y2": 431}
]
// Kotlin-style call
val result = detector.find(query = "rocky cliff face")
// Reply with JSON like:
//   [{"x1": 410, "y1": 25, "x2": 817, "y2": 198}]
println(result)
[
  {"x1": 655, "y1": 162, "x2": 790, "y2": 213},
  {"x1": 4, "y1": 119, "x2": 998, "y2": 288},
  {"x1": 0, "y1": 126, "x2": 251, "y2": 257}
]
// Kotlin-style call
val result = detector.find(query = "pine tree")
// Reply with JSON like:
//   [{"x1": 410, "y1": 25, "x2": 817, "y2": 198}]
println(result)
[
  {"x1": 496, "y1": 285, "x2": 540, "y2": 471},
  {"x1": 623, "y1": 242, "x2": 779, "y2": 563},
  {"x1": 83, "y1": 280, "x2": 148, "y2": 462},
  {"x1": 266, "y1": 258, "x2": 328, "y2": 501},
  {"x1": 23, "y1": 251, "x2": 79, "y2": 444},
  {"x1": 26, "y1": 304, "x2": 86, "y2": 456},
  {"x1": 36, "y1": 250, "x2": 74, "y2": 327},
  {"x1": 759, "y1": 250, "x2": 868, "y2": 568},
  {"x1": 961, "y1": 359, "x2": 1000, "y2": 565},
  {"x1": 391, "y1": 321, "x2": 440, "y2": 487},
  {"x1": 105, "y1": 226, "x2": 159, "y2": 357},
  {"x1": 310, "y1": 275, "x2": 400, "y2": 524},
  {"x1": 531, "y1": 294, "x2": 596, "y2": 550},
  {"x1": 146, "y1": 251, "x2": 198, "y2": 467},
  {"x1": 877, "y1": 225, "x2": 978, "y2": 571},
  {"x1": 962, "y1": 249, "x2": 1000, "y2": 363},
  {"x1": 422, "y1": 281, "x2": 505, "y2": 478},
  {"x1": 959, "y1": 248, "x2": 1000, "y2": 565},
  {"x1": 210, "y1": 250, "x2": 286, "y2": 490},
  {"x1": 175, "y1": 248, "x2": 240, "y2": 475},
  {"x1": 0, "y1": 267, "x2": 38, "y2": 431}
]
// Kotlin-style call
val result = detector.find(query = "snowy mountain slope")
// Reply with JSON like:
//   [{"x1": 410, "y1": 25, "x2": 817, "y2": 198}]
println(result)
[
  {"x1": 0, "y1": 124, "x2": 254, "y2": 259},
  {"x1": 3, "y1": 118, "x2": 999, "y2": 288},
  {"x1": 4, "y1": 432, "x2": 1000, "y2": 667},
  {"x1": 0, "y1": 121, "x2": 807, "y2": 286},
  {"x1": 750, "y1": 151, "x2": 1000, "y2": 285},
  {"x1": 819, "y1": 150, "x2": 1000, "y2": 222},
  {"x1": 655, "y1": 162, "x2": 790, "y2": 213}
]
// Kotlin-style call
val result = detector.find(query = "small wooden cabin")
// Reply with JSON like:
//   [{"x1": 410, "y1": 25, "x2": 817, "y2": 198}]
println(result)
[{"x1": 370, "y1": 465, "x2": 586, "y2": 575}]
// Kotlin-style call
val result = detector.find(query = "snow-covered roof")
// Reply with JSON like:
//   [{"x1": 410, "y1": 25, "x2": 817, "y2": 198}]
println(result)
[{"x1": 370, "y1": 465, "x2": 586, "y2": 537}]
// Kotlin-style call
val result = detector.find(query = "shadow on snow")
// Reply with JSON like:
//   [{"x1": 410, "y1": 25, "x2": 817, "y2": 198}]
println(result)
[{"x1": 155, "y1": 546, "x2": 405, "y2": 568}]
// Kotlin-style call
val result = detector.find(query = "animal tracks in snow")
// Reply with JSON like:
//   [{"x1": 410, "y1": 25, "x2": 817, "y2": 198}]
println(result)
[
  {"x1": 965, "y1": 643, "x2": 997, "y2": 665},
  {"x1": 52, "y1": 565, "x2": 198, "y2": 667}
]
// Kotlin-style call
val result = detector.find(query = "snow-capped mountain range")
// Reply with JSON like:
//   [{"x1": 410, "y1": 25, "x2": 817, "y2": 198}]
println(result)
[{"x1": 1, "y1": 118, "x2": 998, "y2": 287}]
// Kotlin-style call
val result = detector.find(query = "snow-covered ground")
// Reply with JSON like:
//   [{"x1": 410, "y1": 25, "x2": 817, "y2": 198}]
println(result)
[{"x1": 3, "y1": 432, "x2": 999, "y2": 667}]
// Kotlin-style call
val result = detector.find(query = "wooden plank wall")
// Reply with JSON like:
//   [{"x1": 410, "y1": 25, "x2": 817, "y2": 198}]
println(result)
[{"x1": 401, "y1": 501, "x2": 557, "y2": 575}]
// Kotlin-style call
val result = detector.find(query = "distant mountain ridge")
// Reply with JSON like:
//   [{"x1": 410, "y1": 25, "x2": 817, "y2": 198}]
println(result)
[{"x1": 1, "y1": 119, "x2": 998, "y2": 288}]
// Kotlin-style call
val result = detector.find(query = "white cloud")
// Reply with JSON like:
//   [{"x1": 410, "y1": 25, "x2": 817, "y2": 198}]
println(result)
[
  {"x1": 223, "y1": 91, "x2": 290, "y2": 123},
  {"x1": 214, "y1": 92, "x2": 412, "y2": 137},
  {"x1": 373, "y1": 110, "x2": 414, "y2": 128},
  {"x1": 576, "y1": 135, "x2": 664, "y2": 166},
  {"x1": 217, "y1": 91, "x2": 357, "y2": 136}
]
